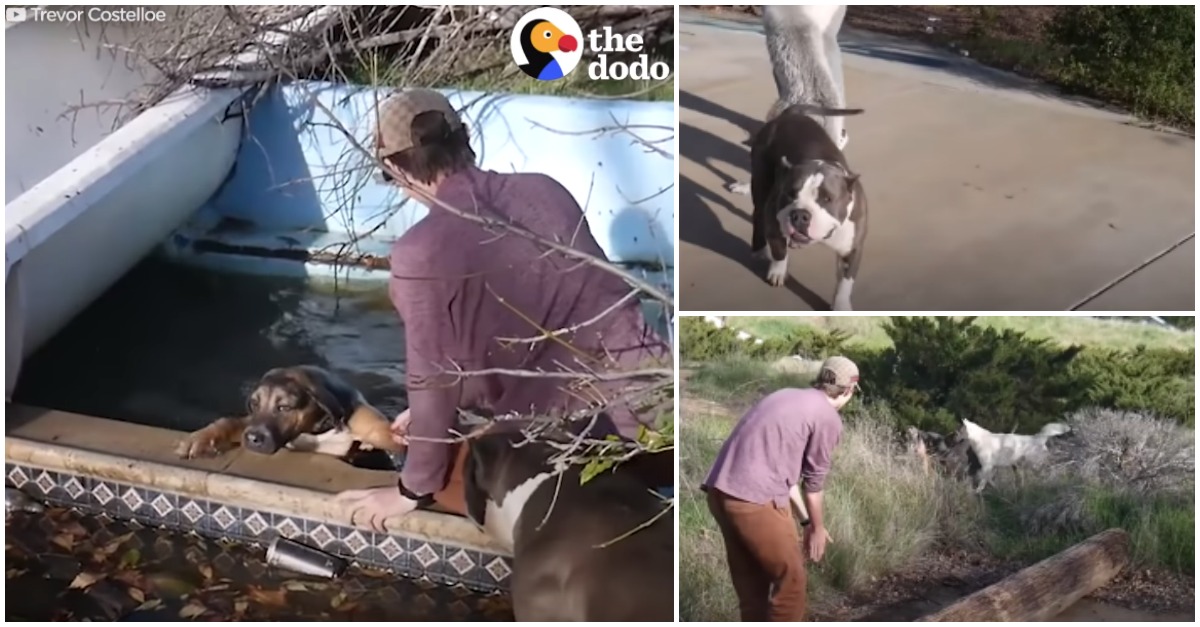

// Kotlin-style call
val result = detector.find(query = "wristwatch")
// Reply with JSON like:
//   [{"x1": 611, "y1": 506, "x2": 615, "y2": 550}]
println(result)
[{"x1": 396, "y1": 476, "x2": 436, "y2": 508}]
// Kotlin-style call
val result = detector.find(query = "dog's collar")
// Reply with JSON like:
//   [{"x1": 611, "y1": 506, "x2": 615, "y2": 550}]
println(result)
[{"x1": 811, "y1": 158, "x2": 849, "y2": 176}]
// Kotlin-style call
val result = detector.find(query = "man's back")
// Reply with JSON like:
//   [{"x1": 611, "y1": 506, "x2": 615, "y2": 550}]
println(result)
[
  {"x1": 704, "y1": 387, "x2": 842, "y2": 508},
  {"x1": 390, "y1": 167, "x2": 668, "y2": 434}
]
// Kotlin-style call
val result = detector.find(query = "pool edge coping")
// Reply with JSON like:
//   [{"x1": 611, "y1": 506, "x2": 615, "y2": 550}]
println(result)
[{"x1": 4, "y1": 408, "x2": 508, "y2": 558}]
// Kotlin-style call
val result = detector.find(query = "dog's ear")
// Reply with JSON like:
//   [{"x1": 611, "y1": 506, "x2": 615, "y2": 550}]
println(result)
[
  {"x1": 844, "y1": 171, "x2": 860, "y2": 188},
  {"x1": 463, "y1": 435, "x2": 504, "y2": 528},
  {"x1": 463, "y1": 441, "x2": 488, "y2": 528},
  {"x1": 301, "y1": 372, "x2": 355, "y2": 426}
]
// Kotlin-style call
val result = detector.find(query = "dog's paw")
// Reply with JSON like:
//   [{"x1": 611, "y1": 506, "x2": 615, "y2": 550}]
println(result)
[
  {"x1": 726, "y1": 181, "x2": 751, "y2": 196},
  {"x1": 175, "y1": 427, "x2": 231, "y2": 460},
  {"x1": 832, "y1": 278, "x2": 854, "y2": 311},
  {"x1": 765, "y1": 258, "x2": 788, "y2": 287}
]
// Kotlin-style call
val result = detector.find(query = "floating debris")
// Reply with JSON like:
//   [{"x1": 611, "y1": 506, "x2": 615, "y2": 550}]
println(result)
[{"x1": 265, "y1": 537, "x2": 348, "y2": 579}]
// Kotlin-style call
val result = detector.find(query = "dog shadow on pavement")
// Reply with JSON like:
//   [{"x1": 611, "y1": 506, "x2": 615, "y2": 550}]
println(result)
[
  {"x1": 678, "y1": 173, "x2": 829, "y2": 311},
  {"x1": 680, "y1": 90, "x2": 763, "y2": 148}
]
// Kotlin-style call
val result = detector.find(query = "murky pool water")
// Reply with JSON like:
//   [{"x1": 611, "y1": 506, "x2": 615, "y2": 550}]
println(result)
[
  {"x1": 5, "y1": 506, "x2": 513, "y2": 621},
  {"x1": 15, "y1": 257, "x2": 415, "y2": 431},
  {"x1": 14, "y1": 256, "x2": 670, "y2": 432}
]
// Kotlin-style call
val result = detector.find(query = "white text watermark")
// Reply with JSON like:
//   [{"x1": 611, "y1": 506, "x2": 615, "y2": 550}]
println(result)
[{"x1": 6, "y1": 6, "x2": 168, "y2": 23}]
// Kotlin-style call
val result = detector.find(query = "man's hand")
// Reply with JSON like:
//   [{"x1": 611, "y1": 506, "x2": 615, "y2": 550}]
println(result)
[
  {"x1": 391, "y1": 408, "x2": 412, "y2": 447},
  {"x1": 334, "y1": 486, "x2": 419, "y2": 532},
  {"x1": 804, "y1": 525, "x2": 833, "y2": 562}
]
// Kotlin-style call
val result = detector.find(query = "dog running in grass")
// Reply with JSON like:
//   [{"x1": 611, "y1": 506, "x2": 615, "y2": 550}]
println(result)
[{"x1": 958, "y1": 419, "x2": 1070, "y2": 493}]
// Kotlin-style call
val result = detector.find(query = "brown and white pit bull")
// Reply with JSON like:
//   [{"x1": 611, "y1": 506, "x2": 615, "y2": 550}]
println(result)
[{"x1": 463, "y1": 423, "x2": 673, "y2": 622}]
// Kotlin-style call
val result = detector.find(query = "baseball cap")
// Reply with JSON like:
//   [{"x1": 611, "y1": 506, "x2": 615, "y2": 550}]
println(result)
[
  {"x1": 374, "y1": 89, "x2": 463, "y2": 158},
  {"x1": 819, "y1": 356, "x2": 860, "y2": 389}
]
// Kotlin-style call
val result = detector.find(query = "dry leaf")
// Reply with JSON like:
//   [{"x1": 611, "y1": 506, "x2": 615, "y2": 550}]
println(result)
[
  {"x1": 50, "y1": 533, "x2": 76, "y2": 551},
  {"x1": 7, "y1": 568, "x2": 28, "y2": 579},
  {"x1": 61, "y1": 520, "x2": 89, "y2": 538},
  {"x1": 198, "y1": 564, "x2": 214, "y2": 583},
  {"x1": 282, "y1": 580, "x2": 311, "y2": 591},
  {"x1": 234, "y1": 600, "x2": 249, "y2": 615},
  {"x1": 112, "y1": 570, "x2": 147, "y2": 588},
  {"x1": 69, "y1": 571, "x2": 102, "y2": 590},
  {"x1": 135, "y1": 599, "x2": 165, "y2": 611},
  {"x1": 247, "y1": 586, "x2": 288, "y2": 607},
  {"x1": 127, "y1": 587, "x2": 146, "y2": 603},
  {"x1": 330, "y1": 592, "x2": 348, "y2": 609},
  {"x1": 178, "y1": 601, "x2": 208, "y2": 619},
  {"x1": 92, "y1": 532, "x2": 135, "y2": 561}
]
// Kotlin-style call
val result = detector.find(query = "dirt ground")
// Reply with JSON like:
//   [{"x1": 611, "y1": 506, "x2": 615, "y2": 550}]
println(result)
[{"x1": 808, "y1": 547, "x2": 1195, "y2": 621}]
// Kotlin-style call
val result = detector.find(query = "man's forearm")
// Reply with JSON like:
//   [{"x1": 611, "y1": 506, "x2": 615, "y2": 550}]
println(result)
[
  {"x1": 802, "y1": 489, "x2": 825, "y2": 530},
  {"x1": 397, "y1": 387, "x2": 459, "y2": 496},
  {"x1": 788, "y1": 484, "x2": 810, "y2": 524}
]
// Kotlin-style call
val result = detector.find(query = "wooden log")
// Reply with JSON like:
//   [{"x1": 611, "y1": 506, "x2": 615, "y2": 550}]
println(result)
[{"x1": 917, "y1": 529, "x2": 1131, "y2": 622}]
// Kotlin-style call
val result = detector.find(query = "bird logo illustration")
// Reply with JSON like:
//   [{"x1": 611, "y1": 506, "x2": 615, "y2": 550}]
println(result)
[{"x1": 510, "y1": 7, "x2": 583, "y2": 81}]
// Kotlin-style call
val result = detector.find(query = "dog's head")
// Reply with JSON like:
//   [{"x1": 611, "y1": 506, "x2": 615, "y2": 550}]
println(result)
[
  {"x1": 956, "y1": 418, "x2": 987, "y2": 443},
  {"x1": 774, "y1": 157, "x2": 859, "y2": 246},
  {"x1": 241, "y1": 367, "x2": 354, "y2": 454}
]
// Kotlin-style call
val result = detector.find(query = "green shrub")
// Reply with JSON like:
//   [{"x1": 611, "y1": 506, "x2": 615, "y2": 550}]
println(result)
[
  {"x1": 1048, "y1": 5, "x2": 1194, "y2": 125},
  {"x1": 1071, "y1": 346, "x2": 1196, "y2": 426},
  {"x1": 679, "y1": 317, "x2": 853, "y2": 363},
  {"x1": 683, "y1": 316, "x2": 1195, "y2": 430},
  {"x1": 1159, "y1": 316, "x2": 1195, "y2": 331},
  {"x1": 859, "y1": 317, "x2": 1089, "y2": 434}
]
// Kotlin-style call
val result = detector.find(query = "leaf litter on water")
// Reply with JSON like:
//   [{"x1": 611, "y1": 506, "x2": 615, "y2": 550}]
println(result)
[{"x1": 69, "y1": 571, "x2": 103, "y2": 589}]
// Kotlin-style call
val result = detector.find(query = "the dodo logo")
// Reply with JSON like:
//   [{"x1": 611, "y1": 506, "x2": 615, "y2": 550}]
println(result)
[{"x1": 510, "y1": 7, "x2": 583, "y2": 81}]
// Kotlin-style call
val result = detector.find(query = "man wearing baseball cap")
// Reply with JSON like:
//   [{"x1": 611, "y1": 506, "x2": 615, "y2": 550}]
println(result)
[
  {"x1": 336, "y1": 89, "x2": 670, "y2": 527},
  {"x1": 701, "y1": 355, "x2": 858, "y2": 621}
]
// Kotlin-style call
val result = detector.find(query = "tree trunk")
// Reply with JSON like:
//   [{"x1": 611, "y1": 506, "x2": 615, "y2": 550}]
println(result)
[{"x1": 917, "y1": 529, "x2": 1131, "y2": 622}]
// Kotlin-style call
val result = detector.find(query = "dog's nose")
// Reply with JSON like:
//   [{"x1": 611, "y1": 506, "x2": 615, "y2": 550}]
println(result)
[
  {"x1": 790, "y1": 209, "x2": 811, "y2": 229},
  {"x1": 242, "y1": 425, "x2": 281, "y2": 454}
]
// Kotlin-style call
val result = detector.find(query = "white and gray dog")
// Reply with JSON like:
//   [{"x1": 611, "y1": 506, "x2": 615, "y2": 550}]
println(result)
[
  {"x1": 959, "y1": 419, "x2": 1071, "y2": 493},
  {"x1": 729, "y1": 5, "x2": 850, "y2": 196}
]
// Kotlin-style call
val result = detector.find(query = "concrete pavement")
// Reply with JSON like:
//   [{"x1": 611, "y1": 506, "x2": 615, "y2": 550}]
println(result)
[{"x1": 678, "y1": 10, "x2": 1195, "y2": 312}]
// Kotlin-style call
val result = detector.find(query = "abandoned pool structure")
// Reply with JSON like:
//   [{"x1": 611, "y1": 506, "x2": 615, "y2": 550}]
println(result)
[{"x1": 5, "y1": 19, "x2": 675, "y2": 597}]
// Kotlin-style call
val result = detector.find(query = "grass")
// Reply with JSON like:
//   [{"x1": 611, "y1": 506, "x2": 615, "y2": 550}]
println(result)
[
  {"x1": 680, "y1": 358, "x2": 1196, "y2": 620},
  {"x1": 722, "y1": 316, "x2": 1195, "y2": 352}
]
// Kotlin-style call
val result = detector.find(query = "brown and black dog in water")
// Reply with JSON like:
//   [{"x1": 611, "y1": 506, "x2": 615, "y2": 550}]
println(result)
[
  {"x1": 463, "y1": 423, "x2": 674, "y2": 622},
  {"x1": 173, "y1": 365, "x2": 471, "y2": 514}
]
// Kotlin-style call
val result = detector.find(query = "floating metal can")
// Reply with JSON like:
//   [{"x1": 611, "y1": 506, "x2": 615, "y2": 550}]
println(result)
[{"x1": 265, "y1": 536, "x2": 348, "y2": 578}]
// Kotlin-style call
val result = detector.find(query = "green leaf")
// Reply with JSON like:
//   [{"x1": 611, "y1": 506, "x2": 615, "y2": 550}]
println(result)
[
  {"x1": 580, "y1": 458, "x2": 615, "y2": 485},
  {"x1": 118, "y1": 548, "x2": 141, "y2": 570}
]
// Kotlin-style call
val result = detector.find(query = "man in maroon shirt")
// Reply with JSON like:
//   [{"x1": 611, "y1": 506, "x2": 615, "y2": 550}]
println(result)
[
  {"x1": 702, "y1": 356, "x2": 858, "y2": 621},
  {"x1": 336, "y1": 89, "x2": 670, "y2": 528}
]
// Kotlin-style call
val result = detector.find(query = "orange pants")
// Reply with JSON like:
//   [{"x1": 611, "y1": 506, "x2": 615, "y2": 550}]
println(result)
[{"x1": 707, "y1": 489, "x2": 807, "y2": 621}]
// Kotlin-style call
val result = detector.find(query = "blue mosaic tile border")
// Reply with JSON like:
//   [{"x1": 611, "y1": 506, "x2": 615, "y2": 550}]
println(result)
[{"x1": 5, "y1": 463, "x2": 512, "y2": 593}]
